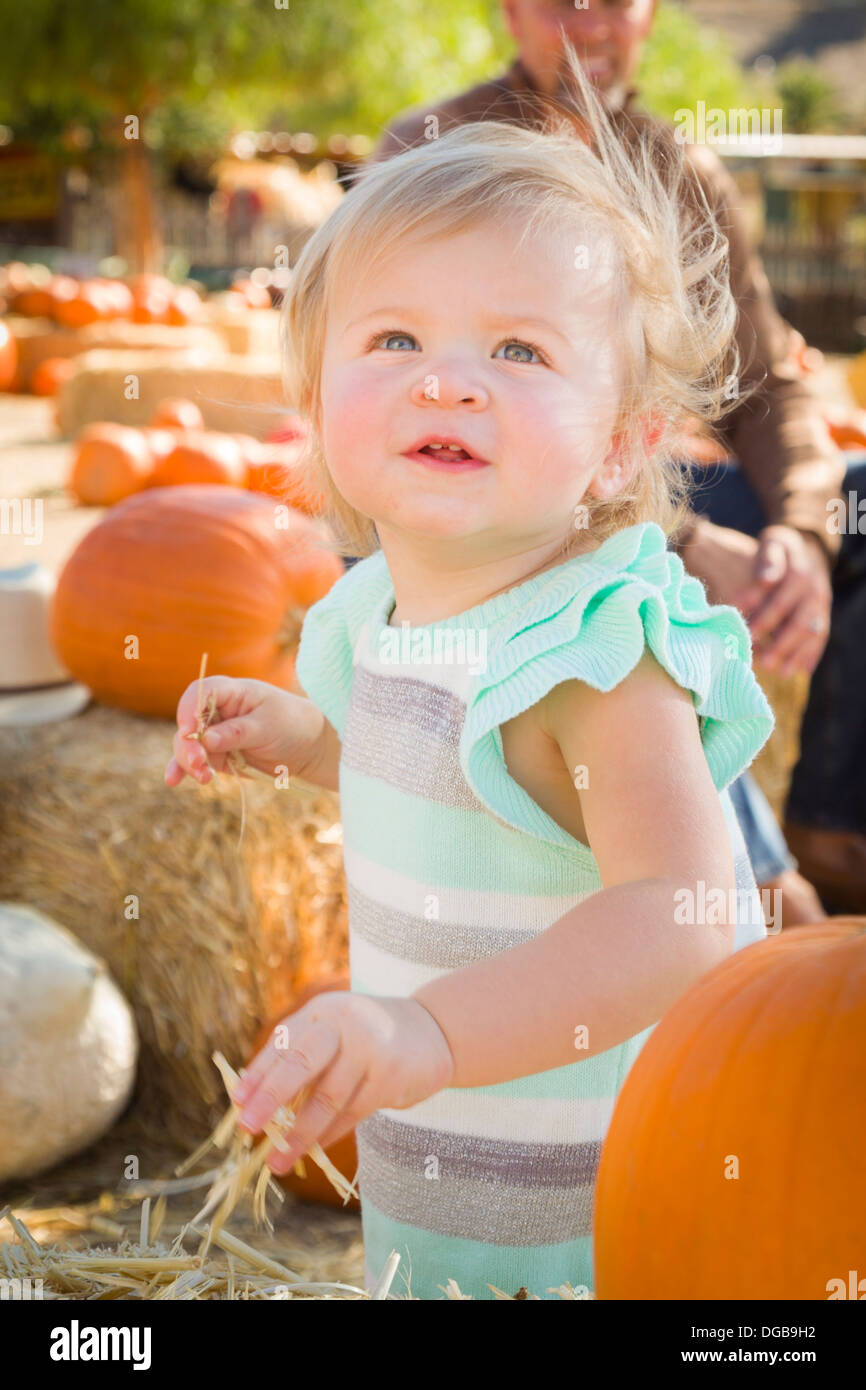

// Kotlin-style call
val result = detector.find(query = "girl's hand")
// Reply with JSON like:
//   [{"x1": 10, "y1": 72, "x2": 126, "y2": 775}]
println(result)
[
  {"x1": 164, "y1": 676, "x2": 321, "y2": 786},
  {"x1": 233, "y1": 991, "x2": 455, "y2": 1174}
]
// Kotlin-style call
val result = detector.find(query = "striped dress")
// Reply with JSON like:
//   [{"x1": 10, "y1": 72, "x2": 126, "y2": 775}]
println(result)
[{"x1": 295, "y1": 521, "x2": 774, "y2": 1300}]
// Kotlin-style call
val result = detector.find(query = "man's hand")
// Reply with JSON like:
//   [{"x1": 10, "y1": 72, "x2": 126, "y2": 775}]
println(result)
[
  {"x1": 732, "y1": 525, "x2": 832, "y2": 676},
  {"x1": 681, "y1": 518, "x2": 831, "y2": 676}
]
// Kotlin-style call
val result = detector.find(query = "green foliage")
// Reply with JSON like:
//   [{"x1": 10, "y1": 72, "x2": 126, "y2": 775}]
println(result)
[
  {"x1": 774, "y1": 60, "x2": 841, "y2": 134},
  {"x1": 635, "y1": 2, "x2": 760, "y2": 121},
  {"x1": 0, "y1": 0, "x2": 847, "y2": 158}
]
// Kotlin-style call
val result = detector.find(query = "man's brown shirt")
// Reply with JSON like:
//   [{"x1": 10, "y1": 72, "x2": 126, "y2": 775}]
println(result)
[{"x1": 366, "y1": 58, "x2": 845, "y2": 557}]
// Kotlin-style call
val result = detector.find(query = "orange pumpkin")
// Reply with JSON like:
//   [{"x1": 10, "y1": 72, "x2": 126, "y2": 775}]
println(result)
[
  {"x1": 11, "y1": 287, "x2": 55, "y2": 317},
  {"x1": 594, "y1": 918, "x2": 866, "y2": 1300},
  {"x1": 227, "y1": 433, "x2": 264, "y2": 469},
  {"x1": 231, "y1": 277, "x2": 272, "y2": 310},
  {"x1": 30, "y1": 355, "x2": 79, "y2": 396},
  {"x1": 99, "y1": 280, "x2": 135, "y2": 319},
  {"x1": 151, "y1": 431, "x2": 247, "y2": 487},
  {"x1": 149, "y1": 397, "x2": 205, "y2": 431},
  {"x1": 246, "y1": 973, "x2": 359, "y2": 1209},
  {"x1": 823, "y1": 408, "x2": 866, "y2": 450},
  {"x1": 56, "y1": 281, "x2": 111, "y2": 328},
  {"x1": 127, "y1": 272, "x2": 173, "y2": 301},
  {"x1": 49, "y1": 484, "x2": 344, "y2": 717},
  {"x1": 47, "y1": 274, "x2": 80, "y2": 318},
  {"x1": 0, "y1": 320, "x2": 18, "y2": 391},
  {"x1": 247, "y1": 440, "x2": 325, "y2": 514},
  {"x1": 140, "y1": 426, "x2": 180, "y2": 468},
  {"x1": 68, "y1": 423, "x2": 154, "y2": 506},
  {"x1": 166, "y1": 286, "x2": 202, "y2": 326},
  {"x1": 131, "y1": 294, "x2": 171, "y2": 324}
]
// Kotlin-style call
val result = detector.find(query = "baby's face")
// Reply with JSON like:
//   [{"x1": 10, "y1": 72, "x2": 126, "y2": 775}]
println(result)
[{"x1": 319, "y1": 217, "x2": 625, "y2": 559}]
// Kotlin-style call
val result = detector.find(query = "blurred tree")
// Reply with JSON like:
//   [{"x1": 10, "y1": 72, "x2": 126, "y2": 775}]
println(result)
[
  {"x1": 633, "y1": 2, "x2": 760, "y2": 120},
  {"x1": 0, "y1": 0, "x2": 786, "y2": 270},
  {"x1": 774, "y1": 60, "x2": 842, "y2": 134}
]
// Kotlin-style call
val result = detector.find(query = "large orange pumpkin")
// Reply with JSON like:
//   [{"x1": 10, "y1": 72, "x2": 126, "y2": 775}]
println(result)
[
  {"x1": 49, "y1": 484, "x2": 344, "y2": 717},
  {"x1": 245, "y1": 973, "x2": 359, "y2": 1210},
  {"x1": 68, "y1": 423, "x2": 154, "y2": 506},
  {"x1": 151, "y1": 431, "x2": 247, "y2": 488},
  {"x1": 594, "y1": 919, "x2": 866, "y2": 1300},
  {"x1": 0, "y1": 320, "x2": 17, "y2": 391}
]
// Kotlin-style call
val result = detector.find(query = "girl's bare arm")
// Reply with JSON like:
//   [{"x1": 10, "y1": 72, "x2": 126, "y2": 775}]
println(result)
[
  {"x1": 412, "y1": 651, "x2": 736, "y2": 1088},
  {"x1": 292, "y1": 692, "x2": 342, "y2": 792}
]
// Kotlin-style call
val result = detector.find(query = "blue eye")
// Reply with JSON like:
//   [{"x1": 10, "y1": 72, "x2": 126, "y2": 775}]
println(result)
[
  {"x1": 365, "y1": 330, "x2": 548, "y2": 364},
  {"x1": 494, "y1": 340, "x2": 545, "y2": 364},
  {"x1": 368, "y1": 331, "x2": 418, "y2": 352}
]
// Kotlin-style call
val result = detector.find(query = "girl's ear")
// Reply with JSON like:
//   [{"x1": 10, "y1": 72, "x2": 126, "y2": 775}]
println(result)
[
  {"x1": 587, "y1": 430, "x2": 631, "y2": 500},
  {"x1": 587, "y1": 414, "x2": 665, "y2": 499}
]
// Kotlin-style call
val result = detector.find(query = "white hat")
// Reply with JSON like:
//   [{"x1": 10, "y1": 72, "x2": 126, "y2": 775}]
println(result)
[{"x1": 0, "y1": 563, "x2": 91, "y2": 726}]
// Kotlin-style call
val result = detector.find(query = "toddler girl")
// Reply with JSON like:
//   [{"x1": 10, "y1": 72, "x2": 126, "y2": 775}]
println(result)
[{"x1": 166, "y1": 52, "x2": 774, "y2": 1299}]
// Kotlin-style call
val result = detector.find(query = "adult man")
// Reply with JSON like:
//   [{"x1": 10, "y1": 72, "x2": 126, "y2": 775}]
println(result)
[{"x1": 361, "y1": 0, "x2": 865, "y2": 915}]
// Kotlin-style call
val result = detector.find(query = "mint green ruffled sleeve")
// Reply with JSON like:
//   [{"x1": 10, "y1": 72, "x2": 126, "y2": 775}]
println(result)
[
  {"x1": 294, "y1": 550, "x2": 391, "y2": 737},
  {"x1": 461, "y1": 522, "x2": 775, "y2": 846}
]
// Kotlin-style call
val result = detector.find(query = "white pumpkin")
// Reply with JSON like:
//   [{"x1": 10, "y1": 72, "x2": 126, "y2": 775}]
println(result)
[{"x1": 0, "y1": 902, "x2": 138, "y2": 1181}]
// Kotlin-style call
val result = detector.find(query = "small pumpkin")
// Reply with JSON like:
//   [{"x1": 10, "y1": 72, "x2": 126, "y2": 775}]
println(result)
[
  {"x1": 11, "y1": 286, "x2": 55, "y2": 318},
  {"x1": 140, "y1": 426, "x2": 179, "y2": 468},
  {"x1": 56, "y1": 281, "x2": 112, "y2": 328},
  {"x1": 0, "y1": 320, "x2": 18, "y2": 391},
  {"x1": 148, "y1": 397, "x2": 205, "y2": 431},
  {"x1": 30, "y1": 356, "x2": 78, "y2": 397},
  {"x1": 68, "y1": 423, "x2": 154, "y2": 506},
  {"x1": 594, "y1": 918, "x2": 866, "y2": 1300},
  {"x1": 151, "y1": 431, "x2": 247, "y2": 488},
  {"x1": 247, "y1": 440, "x2": 325, "y2": 514},
  {"x1": 47, "y1": 275, "x2": 80, "y2": 318},
  {"x1": 823, "y1": 407, "x2": 866, "y2": 450},
  {"x1": 131, "y1": 294, "x2": 171, "y2": 325},
  {"x1": 166, "y1": 286, "x2": 202, "y2": 326},
  {"x1": 245, "y1": 973, "x2": 359, "y2": 1209},
  {"x1": 49, "y1": 484, "x2": 344, "y2": 717},
  {"x1": 231, "y1": 277, "x2": 272, "y2": 310}
]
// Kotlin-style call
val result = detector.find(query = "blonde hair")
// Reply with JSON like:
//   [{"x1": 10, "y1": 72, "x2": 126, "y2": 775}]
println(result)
[{"x1": 280, "y1": 42, "x2": 750, "y2": 560}]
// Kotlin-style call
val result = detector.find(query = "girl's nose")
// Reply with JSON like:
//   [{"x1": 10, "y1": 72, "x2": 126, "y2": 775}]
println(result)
[{"x1": 409, "y1": 365, "x2": 488, "y2": 409}]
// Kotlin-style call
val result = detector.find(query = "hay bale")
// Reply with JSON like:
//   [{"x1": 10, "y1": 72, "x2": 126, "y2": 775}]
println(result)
[
  {"x1": 200, "y1": 304, "x2": 280, "y2": 357},
  {"x1": 7, "y1": 315, "x2": 224, "y2": 391},
  {"x1": 57, "y1": 350, "x2": 285, "y2": 437},
  {"x1": 750, "y1": 667, "x2": 810, "y2": 824},
  {"x1": 0, "y1": 703, "x2": 347, "y2": 1146}
]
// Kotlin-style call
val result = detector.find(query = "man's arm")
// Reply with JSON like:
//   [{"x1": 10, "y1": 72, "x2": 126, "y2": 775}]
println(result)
[{"x1": 684, "y1": 143, "x2": 845, "y2": 560}]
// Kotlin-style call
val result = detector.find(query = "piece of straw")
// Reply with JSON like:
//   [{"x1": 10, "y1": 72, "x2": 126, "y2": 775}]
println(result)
[{"x1": 184, "y1": 651, "x2": 259, "y2": 850}]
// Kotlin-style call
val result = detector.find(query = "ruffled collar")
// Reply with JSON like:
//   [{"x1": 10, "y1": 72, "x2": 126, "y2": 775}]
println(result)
[{"x1": 368, "y1": 521, "x2": 669, "y2": 637}]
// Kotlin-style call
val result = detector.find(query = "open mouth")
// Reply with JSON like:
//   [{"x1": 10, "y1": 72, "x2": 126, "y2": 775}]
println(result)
[{"x1": 417, "y1": 444, "x2": 473, "y2": 462}]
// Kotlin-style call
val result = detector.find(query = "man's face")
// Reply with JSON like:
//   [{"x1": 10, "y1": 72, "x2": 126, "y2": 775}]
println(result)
[{"x1": 502, "y1": 0, "x2": 658, "y2": 109}]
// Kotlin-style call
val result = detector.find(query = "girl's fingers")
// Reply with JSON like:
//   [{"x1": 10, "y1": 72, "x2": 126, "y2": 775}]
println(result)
[
  {"x1": 266, "y1": 1061, "x2": 368, "y2": 1174},
  {"x1": 237, "y1": 1016, "x2": 342, "y2": 1135}
]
